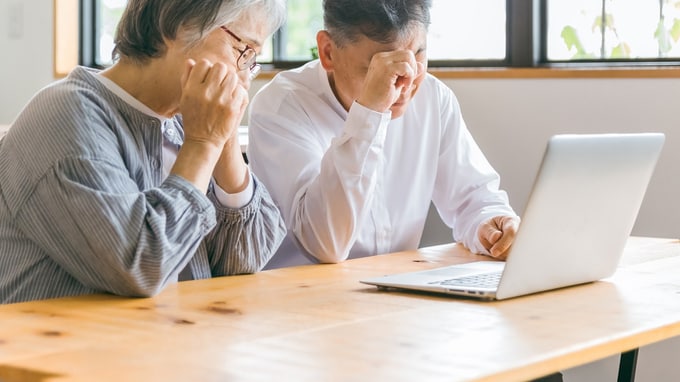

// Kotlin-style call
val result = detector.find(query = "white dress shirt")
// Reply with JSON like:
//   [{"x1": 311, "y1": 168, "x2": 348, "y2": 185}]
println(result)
[{"x1": 248, "y1": 60, "x2": 516, "y2": 269}]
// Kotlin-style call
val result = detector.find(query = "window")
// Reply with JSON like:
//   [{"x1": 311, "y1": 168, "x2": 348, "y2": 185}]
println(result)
[
  {"x1": 91, "y1": 0, "x2": 125, "y2": 67},
  {"x1": 275, "y1": 0, "x2": 508, "y2": 66},
  {"x1": 273, "y1": 0, "x2": 323, "y2": 64},
  {"x1": 545, "y1": 0, "x2": 680, "y2": 62},
  {"x1": 81, "y1": 0, "x2": 680, "y2": 69},
  {"x1": 83, "y1": 0, "x2": 510, "y2": 68},
  {"x1": 428, "y1": 0, "x2": 506, "y2": 61}
]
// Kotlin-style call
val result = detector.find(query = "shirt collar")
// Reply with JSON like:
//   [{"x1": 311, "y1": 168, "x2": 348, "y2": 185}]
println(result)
[{"x1": 93, "y1": 73, "x2": 169, "y2": 125}]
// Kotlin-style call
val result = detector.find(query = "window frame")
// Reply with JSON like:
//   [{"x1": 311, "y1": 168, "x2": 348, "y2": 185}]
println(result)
[
  {"x1": 79, "y1": 0, "x2": 98, "y2": 69},
  {"x1": 78, "y1": 0, "x2": 680, "y2": 71},
  {"x1": 538, "y1": 0, "x2": 680, "y2": 68}
]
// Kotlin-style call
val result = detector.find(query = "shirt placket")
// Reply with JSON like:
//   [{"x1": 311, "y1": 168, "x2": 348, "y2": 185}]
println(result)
[{"x1": 372, "y1": 152, "x2": 392, "y2": 255}]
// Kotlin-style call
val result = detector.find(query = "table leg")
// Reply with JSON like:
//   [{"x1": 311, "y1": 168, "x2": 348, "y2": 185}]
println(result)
[{"x1": 617, "y1": 348, "x2": 639, "y2": 382}]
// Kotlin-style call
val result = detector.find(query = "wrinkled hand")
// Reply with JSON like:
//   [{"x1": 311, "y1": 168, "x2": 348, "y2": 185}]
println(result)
[
  {"x1": 179, "y1": 58, "x2": 248, "y2": 149},
  {"x1": 356, "y1": 50, "x2": 424, "y2": 113},
  {"x1": 477, "y1": 215, "x2": 520, "y2": 260}
]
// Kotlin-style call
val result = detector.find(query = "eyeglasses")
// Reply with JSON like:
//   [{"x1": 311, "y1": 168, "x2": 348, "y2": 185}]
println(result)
[{"x1": 220, "y1": 26, "x2": 261, "y2": 80}]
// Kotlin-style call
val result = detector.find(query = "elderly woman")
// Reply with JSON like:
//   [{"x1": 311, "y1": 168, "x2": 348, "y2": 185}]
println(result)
[{"x1": 0, "y1": 0, "x2": 287, "y2": 304}]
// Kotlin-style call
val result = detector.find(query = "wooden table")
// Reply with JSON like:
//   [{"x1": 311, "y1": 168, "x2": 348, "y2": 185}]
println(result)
[{"x1": 1, "y1": 237, "x2": 679, "y2": 382}]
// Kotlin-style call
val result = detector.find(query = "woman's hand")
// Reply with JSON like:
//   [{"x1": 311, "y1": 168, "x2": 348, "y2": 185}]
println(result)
[
  {"x1": 179, "y1": 58, "x2": 248, "y2": 149},
  {"x1": 170, "y1": 59, "x2": 249, "y2": 193}
]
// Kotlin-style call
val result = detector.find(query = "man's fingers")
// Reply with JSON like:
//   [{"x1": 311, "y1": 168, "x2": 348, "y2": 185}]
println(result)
[
  {"x1": 489, "y1": 217, "x2": 519, "y2": 259},
  {"x1": 478, "y1": 216, "x2": 520, "y2": 260},
  {"x1": 487, "y1": 228, "x2": 502, "y2": 245},
  {"x1": 416, "y1": 61, "x2": 426, "y2": 76},
  {"x1": 478, "y1": 222, "x2": 500, "y2": 252}
]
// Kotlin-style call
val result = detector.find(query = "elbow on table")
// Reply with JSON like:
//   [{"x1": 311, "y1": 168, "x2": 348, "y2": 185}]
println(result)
[
  {"x1": 232, "y1": 261, "x2": 264, "y2": 275},
  {"x1": 124, "y1": 286, "x2": 168, "y2": 299},
  {"x1": 117, "y1": 284, "x2": 166, "y2": 299},
  {"x1": 293, "y1": 224, "x2": 352, "y2": 264},
  {"x1": 309, "y1": 246, "x2": 350, "y2": 265},
  {"x1": 105, "y1": 274, "x2": 170, "y2": 299}
]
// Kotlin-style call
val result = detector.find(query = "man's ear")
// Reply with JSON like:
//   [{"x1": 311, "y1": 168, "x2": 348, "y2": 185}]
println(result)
[{"x1": 316, "y1": 30, "x2": 335, "y2": 72}]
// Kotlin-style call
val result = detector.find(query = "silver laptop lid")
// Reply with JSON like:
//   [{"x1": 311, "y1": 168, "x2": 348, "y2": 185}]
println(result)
[{"x1": 495, "y1": 133, "x2": 665, "y2": 300}]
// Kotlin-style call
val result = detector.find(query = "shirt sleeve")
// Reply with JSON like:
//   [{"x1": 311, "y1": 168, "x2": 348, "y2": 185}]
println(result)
[
  {"x1": 249, "y1": 94, "x2": 391, "y2": 263},
  {"x1": 202, "y1": 174, "x2": 287, "y2": 276},
  {"x1": 212, "y1": 168, "x2": 254, "y2": 208},
  {"x1": 14, "y1": 155, "x2": 216, "y2": 297},
  {"x1": 430, "y1": 85, "x2": 518, "y2": 255}
]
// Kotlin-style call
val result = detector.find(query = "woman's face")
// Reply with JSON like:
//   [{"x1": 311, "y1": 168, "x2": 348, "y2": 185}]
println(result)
[{"x1": 180, "y1": 15, "x2": 268, "y2": 89}]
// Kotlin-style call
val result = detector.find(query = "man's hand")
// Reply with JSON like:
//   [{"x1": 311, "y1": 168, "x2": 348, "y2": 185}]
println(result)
[
  {"x1": 356, "y1": 50, "x2": 423, "y2": 113},
  {"x1": 477, "y1": 215, "x2": 520, "y2": 260}
]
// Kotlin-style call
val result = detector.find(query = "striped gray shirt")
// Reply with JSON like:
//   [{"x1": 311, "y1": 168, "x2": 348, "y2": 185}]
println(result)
[{"x1": 0, "y1": 67, "x2": 286, "y2": 304}]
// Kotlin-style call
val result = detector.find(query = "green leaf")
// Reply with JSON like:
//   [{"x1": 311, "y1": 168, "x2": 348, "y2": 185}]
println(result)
[
  {"x1": 592, "y1": 14, "x2": 615, "y2": 32},
  {"x1": 671, "y1": 18, "x2": 680, "y2": 42},
  {"x1": 592, "y1": 16, "x2": 603, "y2": 32},
  {"x1": 610, "y1": 43, "x2": 631, "y2": 58},
  {"x1": 560, "y1": 26, "x2": 594, "y2": 59},
  {"x1": 560, "y1": 26, "x2": 580, "y2": 51},
  {"x1": 572, "y1": 51, "x2": 596, "y2": 60},
  {"x1": 654, "y1": 20, "x2": 672, "y2": 53},
  {"x1": 604, "y1": 14, "x2": 615, "y2": 29}
]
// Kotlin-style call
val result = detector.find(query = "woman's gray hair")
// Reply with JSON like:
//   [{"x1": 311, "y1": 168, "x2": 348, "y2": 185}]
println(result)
[
  {"x1": 113, "y1": 0, "x2": 286, "y2": 63},
  {"x1": 323, "y1": 0, "x2": 431, "y2": 46}
]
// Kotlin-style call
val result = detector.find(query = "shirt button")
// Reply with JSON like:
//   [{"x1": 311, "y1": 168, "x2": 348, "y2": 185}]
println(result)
[{"x1": 151, "y1": 159, "x2": 161, "y2": 170}]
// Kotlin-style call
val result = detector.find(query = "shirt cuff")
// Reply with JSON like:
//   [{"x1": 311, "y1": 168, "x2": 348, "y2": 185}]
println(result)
[
  {"x1": 344, "y1": 101, "x2": 392, "y2": 141},
  {"x1": 213, "y1": 169, "x2": 254, "y2": 208}
]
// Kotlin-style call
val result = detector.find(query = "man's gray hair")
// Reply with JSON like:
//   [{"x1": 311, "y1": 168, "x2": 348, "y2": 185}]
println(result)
[{"x1": 323, "y1": 0, "x2": 432, "y2": 46}]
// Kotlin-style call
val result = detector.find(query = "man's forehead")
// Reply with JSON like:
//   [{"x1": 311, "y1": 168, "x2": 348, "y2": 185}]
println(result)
[{"x1": 360, "y1": 33, "x2": 427, "y2": 54}]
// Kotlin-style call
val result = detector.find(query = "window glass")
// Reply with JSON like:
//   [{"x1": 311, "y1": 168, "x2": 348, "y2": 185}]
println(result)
[
  {"x1": 90, "y1": 0, "x2": 506, "y2": 67},
  {"x1": 278, "y1": 0, "x2": 323, "y2": 62},
  {"x1": 546, "y1": 0, "x2": 680, "y2": 60},
  {"x1": 97, "y1": 0, "x2": 126, "y2": 66},
  {"x1": 88, "y1": 0, "x2": 679, "y2": 68},
  {"x1": 428, "y1": 0, "x2": 506, "y2": 60}
]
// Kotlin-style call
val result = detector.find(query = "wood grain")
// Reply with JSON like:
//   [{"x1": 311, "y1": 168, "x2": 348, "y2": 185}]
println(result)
[{"x1": 0, "y1": 237, "x2": 679, "y2": 382}]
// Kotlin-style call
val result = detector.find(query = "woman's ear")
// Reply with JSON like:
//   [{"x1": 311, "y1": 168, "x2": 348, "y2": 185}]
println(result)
[{"x1": 316, "y1": 30, "x2": 335, "y2": 72}]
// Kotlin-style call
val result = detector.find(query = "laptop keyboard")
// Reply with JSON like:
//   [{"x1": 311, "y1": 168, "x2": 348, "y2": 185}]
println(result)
[{"x1": 434, "y1": 272, "x2": 502, "y2": 289}]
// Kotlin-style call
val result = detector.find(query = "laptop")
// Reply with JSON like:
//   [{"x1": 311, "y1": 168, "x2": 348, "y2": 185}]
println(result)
[{"x1": 360, "y1": 133, "x2": 665, "y2": 300}]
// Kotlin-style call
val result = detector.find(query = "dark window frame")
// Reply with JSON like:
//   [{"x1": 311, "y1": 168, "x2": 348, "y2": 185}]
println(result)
[
  {"x1": 79, "y1": 0, "x2": 680, "y2": 70},
  {"x1": 538, "y1": 0, "x2": 680, "y2": 68},
  {"x1": 79, "y1": 0, "x2": 97, "y2": 68}
]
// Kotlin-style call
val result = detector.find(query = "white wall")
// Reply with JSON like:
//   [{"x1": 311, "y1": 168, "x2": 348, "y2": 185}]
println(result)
[
  {"x1": 451, "y1": 77, "x2": 680, "y2": 239},
  {"x1": 0, "y1": 0, "x2": 55, "y2": 124},
  {"x1": 1, "y1": 2, "x2": 679, "y2": 380}
]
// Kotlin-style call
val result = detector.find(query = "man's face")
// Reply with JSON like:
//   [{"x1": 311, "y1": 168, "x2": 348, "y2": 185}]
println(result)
[{"x1": 326, "y1": 27, "x2": 428, "y2": 119}]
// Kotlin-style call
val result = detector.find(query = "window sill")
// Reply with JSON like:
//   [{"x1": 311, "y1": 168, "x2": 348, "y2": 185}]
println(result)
[{"x1": 257, "y1": 66, "x2": 680, "y2": 80}]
